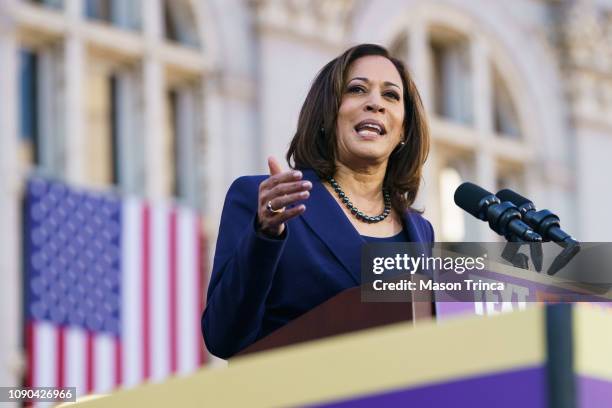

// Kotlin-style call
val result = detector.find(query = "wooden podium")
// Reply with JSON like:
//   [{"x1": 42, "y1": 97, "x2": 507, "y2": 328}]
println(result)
[
  {"x1": 69, "y1": 304, "x2": 612, "y2": 407},
  {"x1": 237, "y1": 284, "x2": 435, "y2": 356}
]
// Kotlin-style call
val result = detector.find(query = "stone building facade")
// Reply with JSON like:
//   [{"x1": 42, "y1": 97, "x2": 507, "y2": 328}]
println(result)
[{"x1": 1, "y1": 0, "x2": 611, "y2": 388}]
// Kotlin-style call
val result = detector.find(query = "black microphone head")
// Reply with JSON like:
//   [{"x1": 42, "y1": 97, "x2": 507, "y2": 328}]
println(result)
[
  {"x1": 454, "y1": 182, "x2": 496, "y2": 218},
  {"x1": 496, "y1": 189, "x2": 531, "y2": 207}
]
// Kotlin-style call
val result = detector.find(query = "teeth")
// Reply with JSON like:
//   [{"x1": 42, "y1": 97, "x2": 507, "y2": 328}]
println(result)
[
  {"x1": 357, "y1": 129, "x2": 379, "y2": 137},
  {"x1": 356, "y1": 124, "x2": 383, "y2": 134}
]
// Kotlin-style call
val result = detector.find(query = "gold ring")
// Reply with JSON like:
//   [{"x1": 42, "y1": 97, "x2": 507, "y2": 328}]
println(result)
[{"x1": 266, "y1": 200, "x2": 285, "y2": 214}]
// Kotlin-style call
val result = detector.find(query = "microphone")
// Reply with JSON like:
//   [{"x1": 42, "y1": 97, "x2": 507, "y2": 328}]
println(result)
[
  {"x1": 496, "y1": 189, "x2": 577, "y2": 246},
  {"x1": 496, "y1": 188, "x2": 580, "y2": 275},
  {"x1": 454, "y1": 182, "x2": 542, "y2": 242}
]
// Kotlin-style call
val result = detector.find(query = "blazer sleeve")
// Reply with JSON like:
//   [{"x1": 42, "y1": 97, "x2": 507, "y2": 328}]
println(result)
[{"x1": 202, "y1": 176, "x2": 289, "y2": 359}]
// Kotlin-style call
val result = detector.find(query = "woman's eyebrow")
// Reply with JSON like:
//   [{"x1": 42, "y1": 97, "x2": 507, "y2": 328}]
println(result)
[{"x1": 348, "y1": 77, "x2": 400, "y2": 89}]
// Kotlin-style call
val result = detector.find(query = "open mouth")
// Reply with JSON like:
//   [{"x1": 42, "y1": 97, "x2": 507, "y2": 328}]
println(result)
[{"x1": 354, "y1": 120, "x2": 386, "y2": 137}]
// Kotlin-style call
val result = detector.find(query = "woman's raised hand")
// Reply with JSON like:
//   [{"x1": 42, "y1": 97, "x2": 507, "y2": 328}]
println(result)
[{"x1": 257, "y1": 157, "x2": 311, "y2": 237}]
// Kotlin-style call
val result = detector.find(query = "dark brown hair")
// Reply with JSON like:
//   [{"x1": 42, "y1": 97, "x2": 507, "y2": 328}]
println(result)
[{"x1": 286, "y1": 43, "x2": 430, "y2": 214}]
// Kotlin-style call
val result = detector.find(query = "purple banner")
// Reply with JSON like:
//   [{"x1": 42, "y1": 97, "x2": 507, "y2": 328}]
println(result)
[
  {"x1": 578, "y1": 375, "x2": 612, "y2": 408},
  {"x1": 435, "y1": 268, "x2": 612, "y2": 319},
  {"x1": 311, "y1": 366, "x2": 547, "y2": 408}
]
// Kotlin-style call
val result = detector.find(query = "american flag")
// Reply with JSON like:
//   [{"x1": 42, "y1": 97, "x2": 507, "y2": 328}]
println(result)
[{"x1": 23, "y1": 177, "x2": 207, "y2": 401}]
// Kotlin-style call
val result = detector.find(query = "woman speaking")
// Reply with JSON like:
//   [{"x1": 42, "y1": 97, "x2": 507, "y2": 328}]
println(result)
[{"x1": 202, "y1": 43, "x2": 434, "y2": 359}]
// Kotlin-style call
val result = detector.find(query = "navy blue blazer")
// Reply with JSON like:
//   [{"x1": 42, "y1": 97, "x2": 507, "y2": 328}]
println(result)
[{"x1": 202, "y1": 169, "x2": 434, "y2": 359}]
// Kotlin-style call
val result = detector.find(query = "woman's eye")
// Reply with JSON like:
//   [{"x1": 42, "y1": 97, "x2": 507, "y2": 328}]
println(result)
[
  {"x1": 347, "y1": 85, "x2": 366, "y2": 94},
  {"x1": 385, "y1": 91, "x2": 400, "y2": 101}
]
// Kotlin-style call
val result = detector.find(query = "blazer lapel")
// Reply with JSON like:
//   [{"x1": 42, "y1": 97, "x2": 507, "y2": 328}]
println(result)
[
  {"x1": 402, "y1": 211, "x2": 425, "y2": 243},
  {"x1": 402, "y1": 211, "x2": 431, "y2": 257},
  {"x1": 300, "y1": 169, "x2": 362, "y2": 285},
  {"x1": 299, "y1": 169, "x2": 430, "y2": 284}
]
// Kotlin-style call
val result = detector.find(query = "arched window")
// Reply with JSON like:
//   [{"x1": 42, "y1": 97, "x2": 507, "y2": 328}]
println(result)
[
  {"x1": 429, "y1": 28, "x2": 473, "y2": 125},
  {"x1": 164, "y1": 83, "x2": 201, "y2": 205},
  {"x1": 163, "y1": 0, "x2": 200, "y2": 48},
  {"x1": 12, "y1": 0, "x2": 210, "y2": 207},
  {"x1": 388, "y1": 16, "x2": 530, "y2": 240},
  {"x1": 19, "y1": 48, "x2": 39, "y2": 167},
  {"x1": 84, "y1": 0, "x2": 141, "y2": 30},
  {"x1": 493, "y1": 65, "x2": 521, "y2": 139},
  {"x1": 84, "y1": 59, "x2": 119, "y2": 186},
  {"x1": 17, "y1": 40, "x2": 65, "y2": 177}
]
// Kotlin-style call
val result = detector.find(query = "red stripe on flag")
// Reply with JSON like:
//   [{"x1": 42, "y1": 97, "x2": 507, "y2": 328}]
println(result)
[
  {"x1": 25, "y1": 321, "x2": 35, "y2": 388},
  {"x1": 169, "y1": 208, "x2": 178, "y2": 374},
  {"x1": 57, "y1": 327, "x2": 65, "y2": 388},
  {"x1": 196, "y1": 217, "x2": 206, "y2": 365},
  {"x1": 115, "y1": 337, "x2": 122, "y2": 387},
  {"x1": 86, "y1": 332, "x2": 94, "y2": 393},
  {"x1": 142, "y1": 204, "x2": 151, "y2": 380}
]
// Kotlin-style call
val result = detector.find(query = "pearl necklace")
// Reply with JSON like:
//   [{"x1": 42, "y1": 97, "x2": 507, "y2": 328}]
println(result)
[{"x1": 327, "y1": 176, "x2": 391, "y2": 223}]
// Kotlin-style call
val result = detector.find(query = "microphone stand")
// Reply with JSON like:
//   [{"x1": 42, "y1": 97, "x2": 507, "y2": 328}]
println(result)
[
  {"x1": 501, "y1": 235, "x2": 543, "y2": 272},
  {"x1": 501, "y1": 235, "x2": 580, "y2": 276},
  {"x1": 547, "y1": 239, "x2": 581, "y2": 276},
  {"x1": 512, "y1": 202, "x2": 581, "y2": 275}
]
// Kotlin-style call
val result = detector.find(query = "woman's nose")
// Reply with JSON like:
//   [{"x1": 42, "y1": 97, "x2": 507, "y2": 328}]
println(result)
[{"x1": 365, "y1": 101, "x2": 385, "y2": 113}]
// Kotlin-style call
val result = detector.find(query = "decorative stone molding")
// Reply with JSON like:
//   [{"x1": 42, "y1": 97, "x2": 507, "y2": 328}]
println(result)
[
  {"x1": 563, "y1": 0, "x2": 611, "y2": 73},
  {"x1": 555, "y1": 0, "x2": 612, "y2": 126},
  {"x1": 248, "y1": 0, "x2": 358, "y2": 45}
]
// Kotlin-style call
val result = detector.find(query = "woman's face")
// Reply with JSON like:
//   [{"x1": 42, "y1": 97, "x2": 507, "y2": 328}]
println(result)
[{"x1": 335, "y1": 55, "x2": 405, "y2": 168}]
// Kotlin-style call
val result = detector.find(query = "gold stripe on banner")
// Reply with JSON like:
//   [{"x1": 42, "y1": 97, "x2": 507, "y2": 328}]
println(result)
[
  {"x1": 69, "y1": 307, "x2": 546, "y2": 408},
  {"x1": 573, "y1": 303, "x2": 612, "y2": 381}
]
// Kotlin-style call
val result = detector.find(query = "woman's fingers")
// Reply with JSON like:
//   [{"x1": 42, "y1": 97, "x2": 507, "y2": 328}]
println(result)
[
  {"x1": 257, "y1": 157, "x2": 309, "y2": 237},
  {"x1": 257, "y1": 199, "x2": 306, "y2": 237},
  {"x1": 268, "y1": 204, "x2": 306, "y2": 225},
  {"x1": 260, "y1": 169, "x2": 302, "y2": 191},
  {"x1": 267, "y1": 156, "x2": 283, "y2": 176},
  {"x1": 263, "y1": 180, "x2": 312, "y2": 204},
  {"x1": 268, "y1": 190, "x2": 310, "y2": 211}
]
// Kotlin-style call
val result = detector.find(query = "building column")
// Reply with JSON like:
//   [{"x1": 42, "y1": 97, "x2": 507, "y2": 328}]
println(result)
[
  {"x1": 115, "y1": 69, "x2": 145, "y2": 195},
  {"x1": 471, "y1": 34, "x2": 496, "y2": 240},
  {"x1": 142, "y1": 0, "x2": 166, "y2": 199},
  {"x1": 419, "y1": 142, "x2": 441, "y2": 236},
  {"x1": 408, "y1": 17, "x2": 441, "y2": 235},
  {"x1": 201, "y1": 75, "x2": 225, "y2": 219},
  {"x1": 471, "y1": 35, "x2": 493, "y2": 137},
  {"x1": 408, "y1": 18, "x2": 433, "y2": 113},
  {"x1": 198, "y1": 74, "x2": 230, "y2": 368},
  {"x1": 64, "y1": 0, "x2": 86, "y2": 184},
  {"x1": 175, "y1": 87, "x2": 197, "y2": 206},
  {"x1": 0, "y1": 0, "x2": 22, "y2": 388}
]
